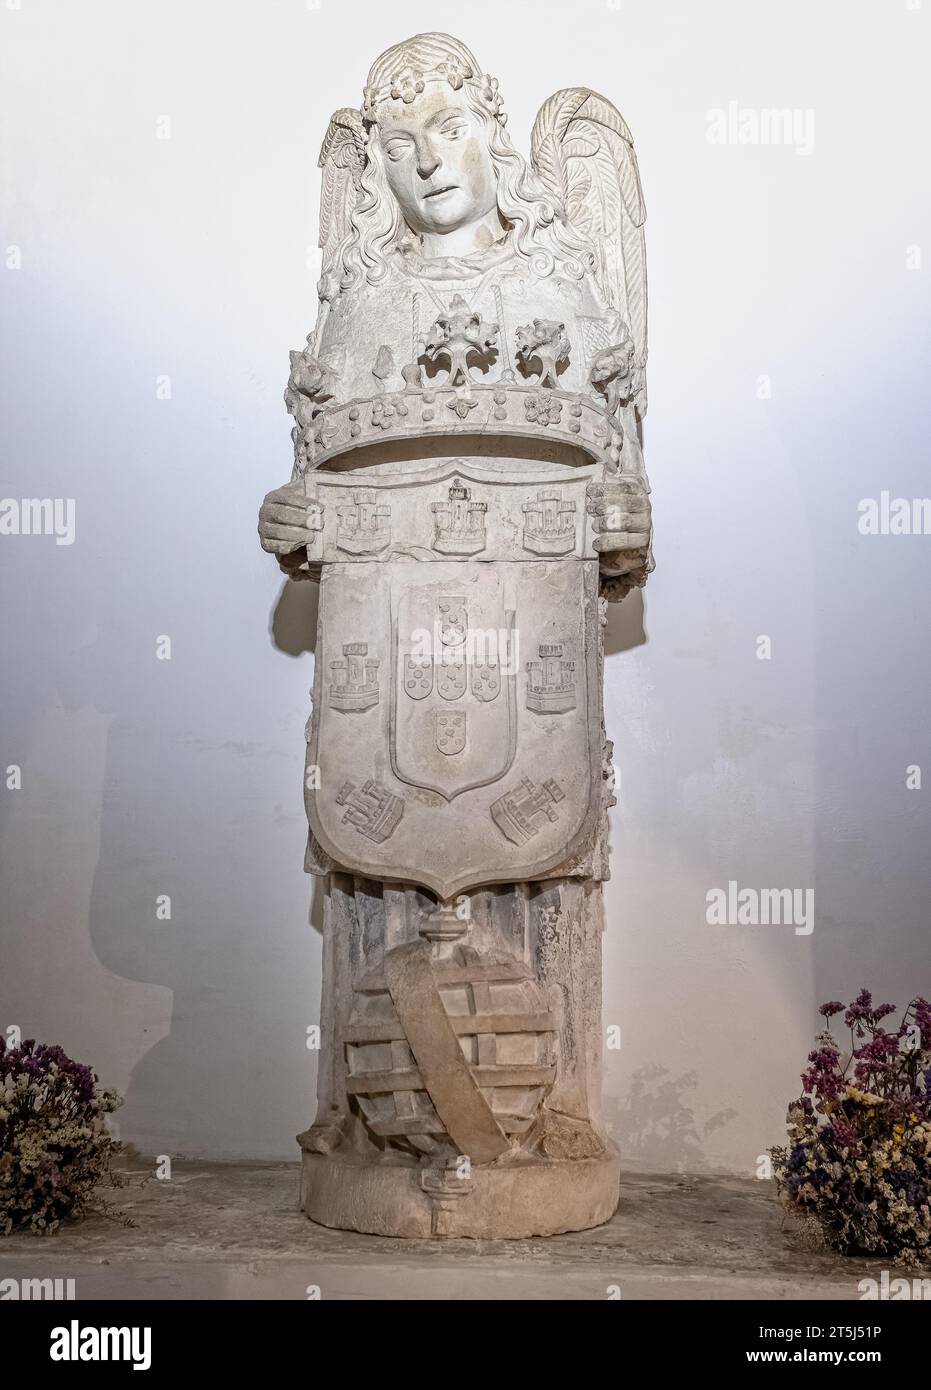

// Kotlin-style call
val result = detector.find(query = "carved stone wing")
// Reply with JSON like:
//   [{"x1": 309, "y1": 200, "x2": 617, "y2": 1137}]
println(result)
[
  {"x1": 531, "y1": 89, "x2": 648, "y2": 411},
  {"x1": 316, "y1": 108, "x2": 365, "y2": 306}
]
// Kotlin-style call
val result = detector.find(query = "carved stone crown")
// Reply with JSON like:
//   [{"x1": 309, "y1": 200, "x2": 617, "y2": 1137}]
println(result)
[
  {"x1": 288, "y1": 290, "x2": 636, "y2": 477},
  {"x1": 304, "y1": 382, "x2": 625, "y2": 474}
]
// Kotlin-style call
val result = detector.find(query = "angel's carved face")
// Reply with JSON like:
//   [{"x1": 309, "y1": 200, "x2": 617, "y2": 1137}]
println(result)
[{"x1": 375, "y1": 85, "x2": 498, "y2": 238}]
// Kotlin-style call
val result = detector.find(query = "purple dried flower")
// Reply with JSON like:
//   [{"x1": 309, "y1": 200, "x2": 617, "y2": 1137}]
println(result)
[
  {"x1": 0, "y1": 1039, "x2": 122, "y2": 1235},
  {"x1": 772, "y1": 989, "x2": 931, "y2": 1261}
]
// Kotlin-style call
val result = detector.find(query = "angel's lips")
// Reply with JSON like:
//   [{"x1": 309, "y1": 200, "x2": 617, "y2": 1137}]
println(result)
[{"x1": 423, "y1": 184, "x2": 458, "y2": 200}]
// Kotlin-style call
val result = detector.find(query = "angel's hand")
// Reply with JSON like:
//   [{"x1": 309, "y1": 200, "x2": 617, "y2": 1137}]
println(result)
[
  {"x1": 258, "y1": 482, "x2": 318, "y2": 556},
  {"x1": 588, "y1": 478, "x2": 651, "y2": 557}
]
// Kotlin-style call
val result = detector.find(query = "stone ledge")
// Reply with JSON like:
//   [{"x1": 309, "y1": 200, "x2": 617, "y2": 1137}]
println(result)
[{"x1": 0, "y1": 1162, "x2": 891, "y2": 1301}]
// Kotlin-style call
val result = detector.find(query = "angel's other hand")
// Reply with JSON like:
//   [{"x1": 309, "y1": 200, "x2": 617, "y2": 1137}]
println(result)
[
  {"x1": 589, "y1": 478, "x2": 651, "y2": 553},
  {"x1": 258, "y1": 482, "x2": 315, "y2": 555}
]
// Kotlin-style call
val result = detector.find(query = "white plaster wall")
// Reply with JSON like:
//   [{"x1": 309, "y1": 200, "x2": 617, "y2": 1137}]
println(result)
[{"x1": 1, "y1": 0, "x2": 929, "y2": 1172}]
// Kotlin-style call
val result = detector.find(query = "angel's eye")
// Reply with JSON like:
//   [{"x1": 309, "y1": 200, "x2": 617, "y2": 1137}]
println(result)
[
  {"x1": 383, "y1": 140, "x2": 412, "y2": 162},
  {"x1": 440, "y1": 122, "x2": 468, "y2": 140}
]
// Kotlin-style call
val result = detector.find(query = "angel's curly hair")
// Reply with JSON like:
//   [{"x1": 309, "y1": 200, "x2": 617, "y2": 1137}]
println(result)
[{"x1": 334, "y1": 35, "x2": 595, "y2": 292}]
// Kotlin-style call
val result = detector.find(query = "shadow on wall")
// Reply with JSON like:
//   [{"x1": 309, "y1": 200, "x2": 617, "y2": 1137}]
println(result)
[
  {"x1": 79, "y1": 564, "x2": 324, "y2": 1160},
  {"x1": 271, "y1": 577, "x2": 318, "y2": 657},
  {"x1": 605, "y1": 1065, "x2": 739, "y2": 1173},
  {"x1": 604, "y1": 585, "x2": 647, "y2": 658},
  {"x1": 273, "y1": 574, "x2": 325, "y2": 944}
]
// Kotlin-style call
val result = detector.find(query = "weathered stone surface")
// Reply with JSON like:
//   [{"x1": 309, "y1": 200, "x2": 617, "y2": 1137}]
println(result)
[
  {"x1": 0, "y1": 1163, "x2": 881, "y2": 1301},
  {"x1": 301, "y1": 1150, "x2": 622, "y2": 1240},
  {"x1": 258, "y1": 32, "x2": 653, "y2": 1238}
]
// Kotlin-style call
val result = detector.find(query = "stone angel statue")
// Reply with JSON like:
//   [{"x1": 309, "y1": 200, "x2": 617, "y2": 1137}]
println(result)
[{"x1": 257, "y1": 33, "x2": 654, "y2": 1240}]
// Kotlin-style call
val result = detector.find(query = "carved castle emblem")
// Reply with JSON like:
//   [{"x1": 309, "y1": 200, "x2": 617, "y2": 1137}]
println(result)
[
  {"x1": 431, "y1": 478, "x2": 487, "y2": 555},
  {"x1": 329, "y1": 643, "x2": 379, "y2": 712},
  {"x1": 522, "y1": 489, "x2": 576, "y2": 555},
  {"x1": 434, "y1": 710, "x2": 466, "y2": 756},
  {"x1": 336, "y1": 778, "x2": 403, "y2": 843},
  {"x1": 336, "y1": 489, "x2": 390, "y2": 554},
  {"x1": 490, "y1": 777, "x2": 566, "y2": 845},
  {"x1": 526, "y1": 643, "x2": 576, "y2": 714}
]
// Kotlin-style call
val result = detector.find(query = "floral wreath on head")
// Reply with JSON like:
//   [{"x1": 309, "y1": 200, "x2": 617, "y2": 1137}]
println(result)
[{"x1": 362, "y1": 60, "x2": 506, "y2": 126}]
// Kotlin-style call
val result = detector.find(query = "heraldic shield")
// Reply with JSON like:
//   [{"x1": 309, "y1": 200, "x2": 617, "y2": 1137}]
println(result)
[
  {"x1": 306, "y1": 559, "x2": 603, "y2": 900},
  {"x1": 393, "y1": 579, "x2": 516, "y2": 801}
]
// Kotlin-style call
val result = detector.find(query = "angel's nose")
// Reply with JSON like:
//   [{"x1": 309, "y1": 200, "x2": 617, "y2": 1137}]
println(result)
[{"x1": 415, "y1": 136, "x2": 441, "y2": 180}]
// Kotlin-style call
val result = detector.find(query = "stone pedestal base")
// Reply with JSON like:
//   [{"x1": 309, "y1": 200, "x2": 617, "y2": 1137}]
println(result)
[{"x1": 300, "y1": 1147, "x2": 621, "y2": 1240}]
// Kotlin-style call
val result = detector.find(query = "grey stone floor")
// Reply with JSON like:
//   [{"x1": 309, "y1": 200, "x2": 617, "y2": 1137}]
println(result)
[{"x1": 0, "y1": 1163, "x2": 890, "y2": 1300}]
